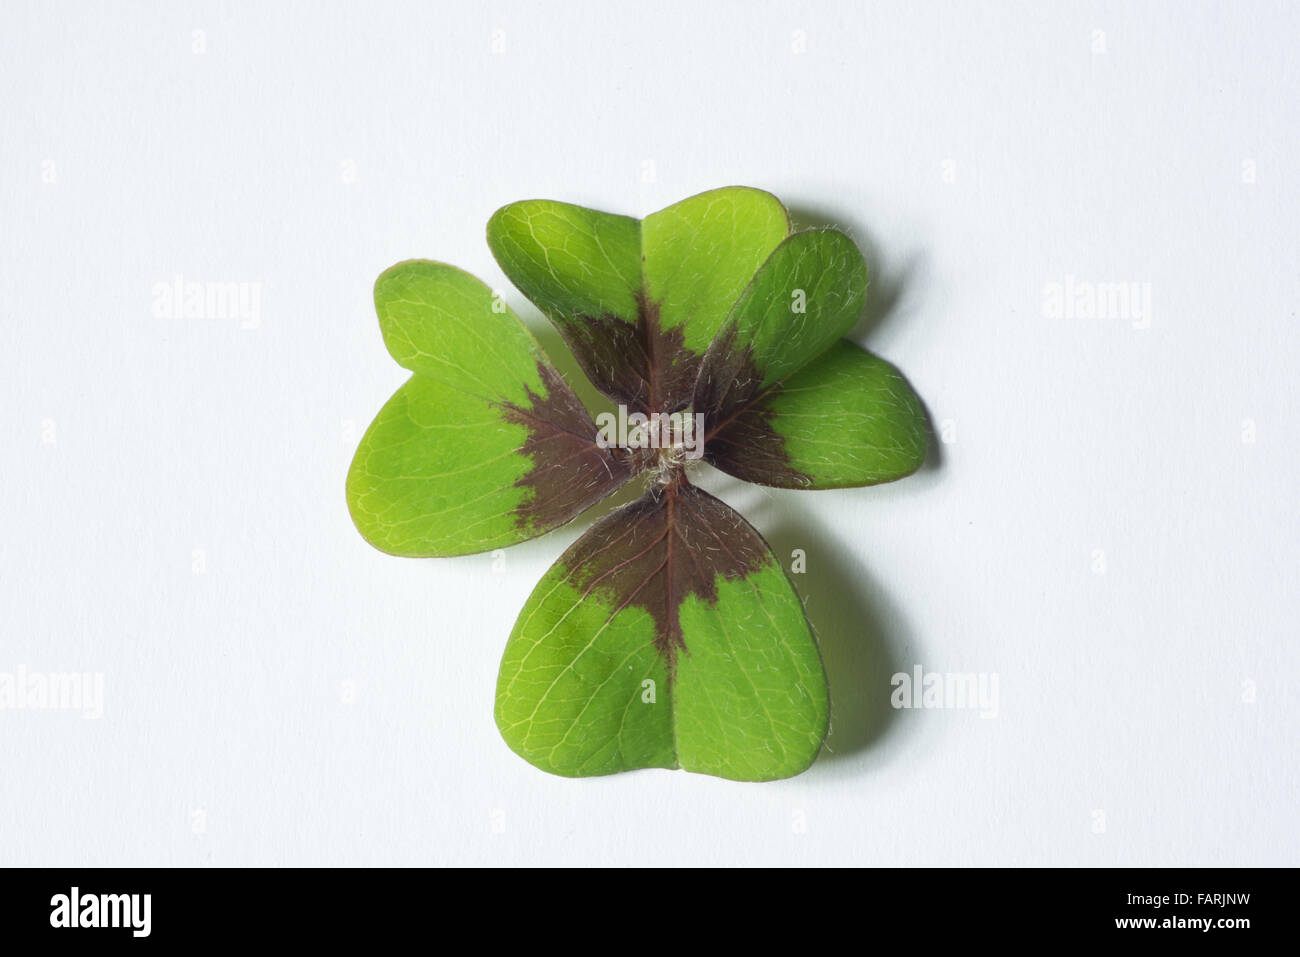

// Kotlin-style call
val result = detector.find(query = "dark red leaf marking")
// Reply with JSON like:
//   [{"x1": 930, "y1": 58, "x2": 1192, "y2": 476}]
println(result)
[
  {"x1": 503, "y1": 362, "x2": 636, "y2": 533},
  {"x1": 693, "y1": 326, "x2": 813, "y2": 488},
  {"x1": 555, "y1": 477, "x2": 769, "y2": 674},
  {"x1": 553, "y1": 293, "x2": 701, "y2": 416}
]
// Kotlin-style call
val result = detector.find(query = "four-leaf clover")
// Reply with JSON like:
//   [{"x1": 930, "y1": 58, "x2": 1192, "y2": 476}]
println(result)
[{"x1": 347, "y1": 187, "x2": 928, "y2": 781}]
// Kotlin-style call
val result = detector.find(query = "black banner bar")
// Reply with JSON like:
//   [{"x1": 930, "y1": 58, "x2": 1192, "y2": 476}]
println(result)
[{"x1": 0, "y1": 867, "x2": 1283, "y2": 944}]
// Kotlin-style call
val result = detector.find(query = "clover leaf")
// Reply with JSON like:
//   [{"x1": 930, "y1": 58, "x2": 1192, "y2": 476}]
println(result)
[{"x1": 347, "y1": 187, "x2": 928, "y2": 781}]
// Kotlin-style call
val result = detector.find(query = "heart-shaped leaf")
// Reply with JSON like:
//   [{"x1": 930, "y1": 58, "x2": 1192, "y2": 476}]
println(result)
[
  {"x1": 346, "y1": 261, "x2": 632, "y2": 556},
  {"x1": 487, "y1": 187, "x2": 790, "y2": 415},
  {"x1": 694, "y1": 228, "x2": 869, "y2": 421},
  {"x1": 704, "y1": 339, "x2": 929, "y2": 488},
  {"x1": 494, "y1": 480, "x2": 828, "y2": 781},
  {"x1": 640, "y1": 187, "x2": 791, "y2": 357}
]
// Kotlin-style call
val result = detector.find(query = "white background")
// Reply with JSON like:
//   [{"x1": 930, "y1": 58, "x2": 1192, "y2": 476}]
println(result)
[{"x1": 3, "y1": 1, "x2": 1297, "y2": 866}]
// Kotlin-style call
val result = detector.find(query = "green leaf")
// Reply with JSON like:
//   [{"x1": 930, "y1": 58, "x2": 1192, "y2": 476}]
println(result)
[
  {"x1": 695, "y1": 229, "x2": 868, "y2": 419},
  {"x1": 486, "y1": 188, "x2": 790, "y2": 414},
  {"x1": 640, "y1": 186, "x2": 790, "y2": 356},
  {"x1": 705, "y1": 340, "x2": 929, "y2": 489},
  {"x1": 494, "y1": 481, "x2": 828, "y2": 781},
  {"x1": 484, "y1": 200, "x2": 643, "y2": 329},
  {"x1": 347, "y1": 260, "x2": 632, "y2": 557},
  {"x1": 373, "y1": 259, "x2": 558, "y2": 404}
]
